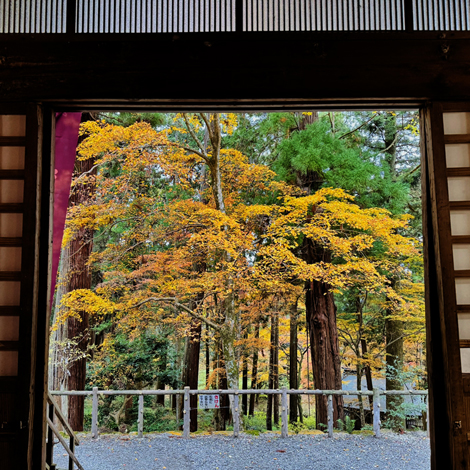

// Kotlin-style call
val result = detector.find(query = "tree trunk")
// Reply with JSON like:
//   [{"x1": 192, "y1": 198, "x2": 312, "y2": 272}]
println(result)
[
  {"x1": 289, "y1": 301, "x2": 298, "y2": 423},
  {"x1": 181, "y1": 320, "x2": 202, "y2": 432},
  {"x1": 66, "y1": 155, "x2": 95, "y2": 432},
  {"x1": 249, "y1": 323, "x2": 260, "y2": 417},
  {"x1": 361, "y1": 339, "x2": 374, "y2": 410},
  {"x1": 386, "y1": 315, "x2": 405, "y2": 431},
  {"x1": 356, "y1": 363, "x2": 365, "y2": 428},
  {"x1": 305, "y1": 242, "x2": 344, "y2": 429}
]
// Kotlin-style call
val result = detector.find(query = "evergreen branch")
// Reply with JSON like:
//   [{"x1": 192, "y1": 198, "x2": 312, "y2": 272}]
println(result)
[
  {"x1": 130, "y1": 297, "x2": 220, "y2": 330},
  {"x1": 339, "y1": 114, "x2": 377, "y2": 139}
]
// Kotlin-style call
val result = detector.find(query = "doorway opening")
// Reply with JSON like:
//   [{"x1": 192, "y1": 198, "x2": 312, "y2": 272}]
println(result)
[{"x1": 46, "y1": 108, "x2": 429, "y2": 469}]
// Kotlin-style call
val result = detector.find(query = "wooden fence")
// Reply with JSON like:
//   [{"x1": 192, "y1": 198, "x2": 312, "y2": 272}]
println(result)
[{"x1": 50, "y1": 387, "x2": 429, "y2": 440}]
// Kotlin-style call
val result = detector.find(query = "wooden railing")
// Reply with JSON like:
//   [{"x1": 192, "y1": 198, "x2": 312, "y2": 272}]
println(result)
[
  {"x1": 50, "y1": 387, "x2": 429, "y2": 440},
  {"x1": 46, "y1": 392, "x2": 84, "y2": 470}
]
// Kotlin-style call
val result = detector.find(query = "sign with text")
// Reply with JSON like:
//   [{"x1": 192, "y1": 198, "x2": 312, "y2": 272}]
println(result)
[{"x1": 199, "y1": 394, "x2": 220, "y2": 409}]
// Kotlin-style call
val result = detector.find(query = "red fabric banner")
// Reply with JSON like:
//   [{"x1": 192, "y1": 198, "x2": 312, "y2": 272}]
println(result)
[{"x1": 51, "y1": 112, "x2": 82, "y2": 305}]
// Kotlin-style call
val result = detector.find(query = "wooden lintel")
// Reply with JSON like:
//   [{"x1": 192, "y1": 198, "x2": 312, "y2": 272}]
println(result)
[
  {"x1": 460, "y1": 339, "x2": 470, "y2": 348},
  {"x1": 2, "y1": 34, "x2": 470, "y2": 103}
]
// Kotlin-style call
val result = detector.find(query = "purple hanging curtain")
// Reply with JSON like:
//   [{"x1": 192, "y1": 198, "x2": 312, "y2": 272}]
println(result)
[{"x1": 50, "y1": 112, "x2": 82, "y2": 306}]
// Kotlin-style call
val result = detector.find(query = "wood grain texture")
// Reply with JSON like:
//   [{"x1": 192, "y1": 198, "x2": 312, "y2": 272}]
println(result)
[{"x1": 425, "y1": 103, "x2": 469, "y2": 470}]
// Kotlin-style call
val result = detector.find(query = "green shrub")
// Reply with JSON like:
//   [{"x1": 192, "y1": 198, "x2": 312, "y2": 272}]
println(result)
[{"x1": 337, "y1": 415, "x2": 356, "y2": 434}]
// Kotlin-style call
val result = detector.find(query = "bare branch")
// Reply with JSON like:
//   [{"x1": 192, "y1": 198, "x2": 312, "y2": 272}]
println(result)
[
  {"x1": 180, "y1": 145, "x2": 210, "y2": 163},
  {"x1": 199, "y1": 113, "x2": 213, "y2": 142},
  {"x1": 182, "y1": 114, "x2": 209, "y2": 162},
  {"x1": 130, "y1": 296, "x2": 220, "y2": 330}
]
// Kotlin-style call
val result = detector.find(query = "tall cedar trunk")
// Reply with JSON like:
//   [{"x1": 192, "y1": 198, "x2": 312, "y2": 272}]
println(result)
[
  {"x1": 249, "y1": 322, "x2": 260, "y2": 417},
  {"x1": 67, "y1": 156, "x2": 95, "y2": 431},
  {"x1": 386, "y1": 314, "x2": 405, "y2": 430},
  {"x1": 383, "y1": 116, "x2": 405, "y2": 431},
  {"x1": 305, "y1": 241, "x2": 344, "y2": 428},
  {"x1": 294, "y1": 112, "x2": 344, "y2": 427},
  {"x1": 182, "y1": 319, "x2": 202, "y2": 432},
  {"x1": 289, "y1": 301, "x2": 299, "y2": 423}
]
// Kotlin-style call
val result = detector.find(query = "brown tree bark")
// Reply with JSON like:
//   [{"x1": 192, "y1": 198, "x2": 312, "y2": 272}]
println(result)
[
  {"x1": 181, "y1": 320, "x2": 202, "y2": 432},
  {"x1": 291, "y1": 112, "x2": 344, "y2": 427},
  {"x1": 305, "y1": 241, "x2": 344, "y2": 428},
  {"x1": 66, "y1": 155, "x2": 95, "y2": 431}
]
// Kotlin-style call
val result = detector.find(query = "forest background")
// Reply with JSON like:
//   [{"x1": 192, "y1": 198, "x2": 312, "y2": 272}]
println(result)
[{"x1": 48, "y1": 110, "x2": 426, "y2": 435}]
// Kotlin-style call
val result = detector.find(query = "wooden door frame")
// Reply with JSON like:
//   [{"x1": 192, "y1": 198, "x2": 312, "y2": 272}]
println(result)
[{"x1": 26, "y1": 101, "x2": 465, "y2": 469}]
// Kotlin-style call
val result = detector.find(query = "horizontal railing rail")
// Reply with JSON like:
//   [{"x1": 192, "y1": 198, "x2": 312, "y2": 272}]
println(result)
[{"x1": 50, "y1": 387, "x2": 429, "y2": 440}]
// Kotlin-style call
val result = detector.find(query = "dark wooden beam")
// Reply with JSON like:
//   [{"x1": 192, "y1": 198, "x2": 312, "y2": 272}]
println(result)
[{"x1": 1, "y1": 33, "x2": 470, "y2": 103}]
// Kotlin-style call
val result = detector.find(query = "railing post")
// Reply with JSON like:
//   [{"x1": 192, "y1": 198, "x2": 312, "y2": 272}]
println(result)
[
  {"x1": 327, "y1": 394, "x2": 334, "y2": 438},
  {"x1": 92, "y1": 387, "x2": 99, "y2": 439},
  {"x1": 233, "y1": 392, "x2": 240, "y2": 438},
  {"x1": 281, "y1": 387, "x2": 288, "y2": 438},
  {"x1": 183, "y1": 386, "x2": 190, "y2": 438},
  {"x1": 373, "y1": 388, "x2": 381, "y2": 438},
  {"x1": 46, "y1": 401, "x2": 54, "y2": 467},
  {"x1": 138, "y1": 394, "x2": 144, "y2": 438}
]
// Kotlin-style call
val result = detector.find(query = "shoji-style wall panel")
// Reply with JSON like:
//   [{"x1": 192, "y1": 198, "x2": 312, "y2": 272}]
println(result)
[
  {"x1": 422, "y1": 103, "x2": 470, "y2": 470},
  {"x1": 0, "y1": 106, "x2": 45, "y2": 470}
]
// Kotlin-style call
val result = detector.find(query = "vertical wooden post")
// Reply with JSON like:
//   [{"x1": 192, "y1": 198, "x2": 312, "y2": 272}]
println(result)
[
  {"x1": 183, "y1": 386, "x2": 190, "y2": 438},
  {"x1": 233, "y1": 393, "x2": 240, "y2": 438},
  {"x1": 281, "y1": 388, "x2": 288, "y2": 438},
  {"x1": 373, "y1": 388, "x2": 381, "y2": 438},
  {"x1": 91, "y1": 387, "x2": 99, "y2": 439},
  {"x1": 138, "y1": 394, "x2": 144, "y2": 438},
  {"x1": 68, "y1": 436, "x2": 74, "y2": 470},
  {"x1": 327, "y1": 394, "x2": 333, "y2": 438}
]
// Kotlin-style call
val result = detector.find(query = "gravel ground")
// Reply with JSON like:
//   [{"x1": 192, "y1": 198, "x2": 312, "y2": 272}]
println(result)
[{"x1": 56, "y1": 432, "x2": 430, "y2": 470}]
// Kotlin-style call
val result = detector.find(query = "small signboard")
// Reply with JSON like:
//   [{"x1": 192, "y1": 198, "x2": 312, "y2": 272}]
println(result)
[{"x1": 199, "y1": 394, "x2": 220, "y2": 409}]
